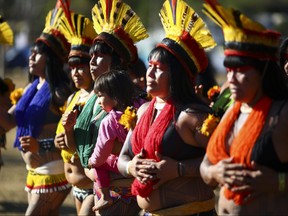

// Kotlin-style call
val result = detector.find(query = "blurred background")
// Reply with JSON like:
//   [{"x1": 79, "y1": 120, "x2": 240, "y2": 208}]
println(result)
[{"x1": 0, "y1": 0, "x2": 288, "y2": 84}]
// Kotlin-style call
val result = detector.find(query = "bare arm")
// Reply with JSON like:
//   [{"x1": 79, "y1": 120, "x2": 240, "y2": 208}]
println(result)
[
  {"x1": 62, "y1": 110, "x2": 78, "y2": 152},
  {"x1": 117, "y1": 130, "x2": 134, "y2": 177}
]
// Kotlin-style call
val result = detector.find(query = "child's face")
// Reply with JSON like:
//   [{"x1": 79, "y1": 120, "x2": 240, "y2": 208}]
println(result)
[{"x1": 96, "y1": 91, "x2": 117, "y2": 112}]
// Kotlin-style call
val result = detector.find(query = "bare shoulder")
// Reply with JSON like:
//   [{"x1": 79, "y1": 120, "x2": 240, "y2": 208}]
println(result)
[
  {"x1": 176, "y1": 103, "x2": 211, "y2": 148},
  {"x1": 180, "y1": 103, "x2": 212, "y2": 126},
  {"x1": 136, "y1": 101, "x2": 150, "y2": 121}
]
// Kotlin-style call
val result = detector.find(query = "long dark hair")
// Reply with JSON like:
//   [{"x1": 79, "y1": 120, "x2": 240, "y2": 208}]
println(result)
[
  {"x1": 148, "y1": 46, "x2": 206, "y2": 107},
  {"x1": 94, "y1": 69, "x2": 135, "y2": 111},
  {"x1": 33, "y1": 40, "x2": 73, "y2": 109}
]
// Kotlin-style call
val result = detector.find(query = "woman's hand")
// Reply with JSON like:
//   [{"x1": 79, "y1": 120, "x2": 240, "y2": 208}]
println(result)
[
  {"x1": 54, "y1": 132, "x2": 67, "y2": 150},
  {"x1": 62, "y1": 110, "x2": 77, "y2": 132},
  {"x1": 210, "y1": 157, "x2": 248, "y2": 188},
  {"x1": 19, "y1": 136, "x2": 39, "y2": 153},
  {"x1": 230, "y1": 161, "x2": 278, "y2": 199},
  {"x1": 150, "y1": 152, "x2": 178, "y2": 189},
  {"x1": 131, "y1": 151, "x2": 178, "y2": 188},
  {"x1": 129, "y1": 148, "x2": 156, "y2": 183}
]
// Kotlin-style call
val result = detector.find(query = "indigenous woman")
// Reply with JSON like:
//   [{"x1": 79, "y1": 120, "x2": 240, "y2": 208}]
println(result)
[
  {"x1": 200, "y1": 0, "x2": 288, "y2": 215},
  {"x1": 117, "y1": 0, "x2": 217, "y2": 215},
  {"x1": 55, "y1": 10, "x2": 96, "y2": 216},
  {"x1": 0, "y1": 2, "x2": 74, "y2": 215},
  {"x1": 62, "y1": 0, "x2": 148, "y2": 215}
]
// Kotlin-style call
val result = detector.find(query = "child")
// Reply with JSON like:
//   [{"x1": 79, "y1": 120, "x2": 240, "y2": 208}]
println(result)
[{"x1": 88, "y1": 70, "x2": 137, "y2": 211}]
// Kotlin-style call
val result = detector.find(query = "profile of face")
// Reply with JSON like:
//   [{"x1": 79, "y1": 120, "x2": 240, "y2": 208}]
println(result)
[
  {"x1": 28, "y1": 48, "x2": 47, "y2": 77},
  {"x1": 70, "y1": 64, "x2": 92, "y2": 90},
  {"x1": 96, "y1": 91, "x2": 117, "y2": 112},
  {"x1": 146, "y1": 56, "x2": 170, "y2": 99},
  {"x1": 89, "y1": 53, "x2": 112, "y2": 81},
  {"x1": 226, "y1": 65, "x2": 262, "y2": 104}
]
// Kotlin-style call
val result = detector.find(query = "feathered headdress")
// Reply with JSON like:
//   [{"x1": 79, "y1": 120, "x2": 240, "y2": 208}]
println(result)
[
  {"x1": 91, "y1": 0, "x2": 149, "y2": 63},
  {"x1": 158, "y1": 0, "x2": 216, "y2": 80},
  {"x1": 203, "y1": 0, "x2": 281, "y2": 61},
  {"x1": 0, "y1": 16, "x2": 13, "y2": 45},
  {"x1": 59, "y1": 9, "x2": 97, "y2": 60},
  {"x1": 36, "y1": 0, "x2": 71, "y2": 63}
]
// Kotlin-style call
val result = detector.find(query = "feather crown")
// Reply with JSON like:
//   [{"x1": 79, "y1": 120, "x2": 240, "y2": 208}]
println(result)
[
  {"x1": 91, "y1": 0, "x2": 149, "y2": 63},
  {"x1": 36, "y1": 0, "x2": 71, "y2": 63},
  {"x1": 0, "y1": 16, "x2": 13, "y2": 46},
  {"x1": 203, "y1": 0, "x2": 281, "y2": 61},
  {"x1": 158, "y1": 0, "x2": 216, "y2": 80},
  {"x1": 59, "y1": 10, "x2": 97, "y2": 59}
]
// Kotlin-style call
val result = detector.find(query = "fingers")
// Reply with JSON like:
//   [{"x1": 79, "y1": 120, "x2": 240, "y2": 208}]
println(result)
[{"x1": 54, "y1": 133, "x2": 66, "y2": 149}]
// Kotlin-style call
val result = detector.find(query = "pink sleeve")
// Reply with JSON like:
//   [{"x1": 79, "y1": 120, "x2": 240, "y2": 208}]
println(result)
[{"x1": 88, "y1": 114, "x2": 118, "y2": 167}]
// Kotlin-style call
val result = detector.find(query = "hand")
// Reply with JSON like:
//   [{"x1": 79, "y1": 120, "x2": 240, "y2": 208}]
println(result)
[
  {"x1": 19, "y1": 136, "x2": 39, "y2": 153},
  {"x1": 231, "y1": 161, "x2": 278, "y2": 199},
  {"x1": 62, "y1": 110, "x2": 77, "y2": 132},
  {"x1": 54, "y1": 132, "x2": 67, "y2": 150},
  {"x1": 210, "y1": 157, "x2": 247, "y2": 188},
  {"x1": 133, "y1": 151, "x2": 178, "y2": 188},
  {"x1": 129, "y1": 148, "x2": 156, "y2": 183},
  {"x1": 151, "y1": 151, "x2": 178, "y2": 189}
]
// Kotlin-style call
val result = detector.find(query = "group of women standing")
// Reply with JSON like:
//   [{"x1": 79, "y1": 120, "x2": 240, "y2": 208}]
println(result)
[{"x1": 0, "y1": 0, "x2": 288, "y2": 215}]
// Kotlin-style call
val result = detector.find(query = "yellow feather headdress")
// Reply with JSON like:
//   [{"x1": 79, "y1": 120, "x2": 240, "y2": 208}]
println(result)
[
  {"x1": 0, "y1": 16, "x2": 13, "y2": 45},
  {"x1": 36, "y1": 0, "x2": 71, "y2": 63},
  {"x1": 158, "y1": 0, "x2": 216, "y2": 80},
  {"x1": 91, "y1": 0, "x2": 149, "y2": 63},
  {"x1": 59, "y1": 11, "x2": 97, "y2": 59},
  {"x1": 203, "y1": 0, "x2": 281, "y2": 61}
]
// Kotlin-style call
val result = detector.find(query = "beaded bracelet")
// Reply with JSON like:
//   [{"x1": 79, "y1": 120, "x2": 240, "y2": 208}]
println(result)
[{"x1": 278, "y1": 173, "x2": 286, "y2": 191}]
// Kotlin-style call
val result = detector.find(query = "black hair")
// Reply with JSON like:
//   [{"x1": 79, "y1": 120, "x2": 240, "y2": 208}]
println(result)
[
  {"x1": 280, "y1": 37, "x2": 288, "y2": 70},
  {"x1": 0, "y1": 78, "x2": 9, "y2": 95},
  {"x1": 68, "y1": 56, "x2": 90, "y2": 67},
  {"x1": 94, "y1": 69, "x2": 135, "y2": 110},
  {"x1": 32, "y1": 40, "x2": 74, "y2": 109},
  {"x1": 148, "y1": 46, "x2": 207, "y2": 107},
  {"x1": 196, "y1": 54, "x2": 218, "y2": 98},
  {"x1": 224, "y1": 55, "x2": 288, "y2": 100},
  {"x1": 91, "y1": 40, "x2": 128, "y2": 70}
]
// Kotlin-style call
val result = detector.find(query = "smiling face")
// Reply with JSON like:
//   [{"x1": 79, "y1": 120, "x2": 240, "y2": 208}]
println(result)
[
  {"x1": 29, "y1": 47, "x2": 47, "y2": 77},
  {"x1": 226, "y1": 65, "x2": 263, "y2": 105},
  {"x1": 89, "y1": 53, "x2": 112, "y2": 81},
  {"x1": 146, "y1": 56, "x2": 170, "y2": 100}
]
